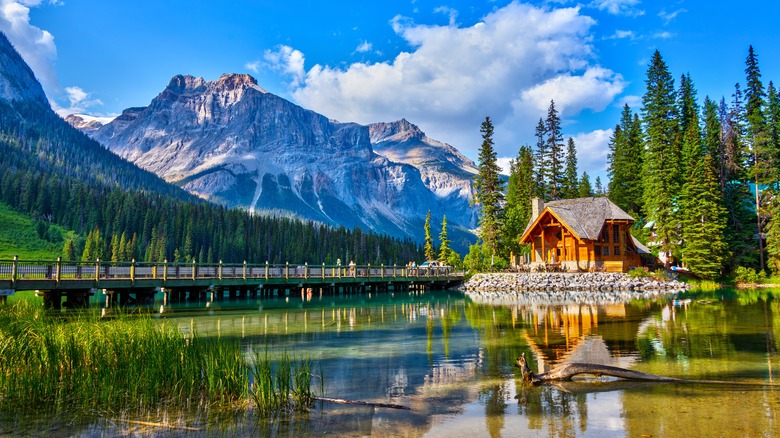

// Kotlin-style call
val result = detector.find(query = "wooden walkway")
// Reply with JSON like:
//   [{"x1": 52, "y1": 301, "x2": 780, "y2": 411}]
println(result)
[{"x1": 0, "y1": 257, "x2": 464, "y2": 308}]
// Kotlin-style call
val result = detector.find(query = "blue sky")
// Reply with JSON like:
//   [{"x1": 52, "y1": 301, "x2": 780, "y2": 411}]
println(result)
[{"x1": 3, "y1": 0, "x2": 780, "y2": 181}]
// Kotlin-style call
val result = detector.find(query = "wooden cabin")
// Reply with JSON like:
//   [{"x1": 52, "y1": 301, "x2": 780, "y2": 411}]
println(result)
[{"x1": 519, "y1": 197, "x2": 649, "y2": 272}]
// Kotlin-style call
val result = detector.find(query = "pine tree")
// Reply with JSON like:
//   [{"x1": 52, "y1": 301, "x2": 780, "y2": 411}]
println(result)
[
  {"x1": 424, "y1": 210, "x2": 435, "y2": 261},
  {"x1": 744, "y1": 45, "x2": 771, "y2": 270},
  {"x1": 595, "y1": 176, "x2": 604, "y2": 196},
  {"x1": 608, "y1": 105, "x2": 645, "y2": 214},
  {"x1": 62, "y1": 238, "x2": 75, "y2": 261},
  {"x1": 110, "y1": 233, "x2": 120, "y2": 262},
  {"x1": 680, "y1": 154, "x2": 728, "y2": 279},
  {"x1": 438, "y1": 215, "x2": 451, "y2": 263},
  {"x1": 81, "y1": 227, "x2": 104, "y2": 261},
  {"x1": 545, "y1": 100, "x2": 565, "y2": 200},
  {"x1": 767, "y1": 81, "x2": 780, "y2": 187},
  {"x1": 503, "y1": 145, "x2": 534, "y2": 255},
  {"x1": 702, "y1": 97, "x2": 723, "y2": 173},
  {"x1": 533, "y1": 118, "x2": 548, "y2": 200},
  {"x1": 472, "y1": 116, "x2": 505, "y2": 253},
  {"x1": 766, "y1": 192, "x2": 780, "y2": 274},
  {"x1": 678, "y1": 73, "x2": 700, "y2": 141},
  {"x1": 721, "y1": 89, "x2": 759, "y2": 270},
  {"x1": 679, "y1": 108, "x2": 727, "y2": 279},
  {"x1": 578, "y1": 171, "x2": 593, "y2": 198},
  {"x1": 642, "y1": 50, "x2": 680, "y2": 265},
  {"x1": 563, "y1": 137, "x2": 578, "y2": 199}
]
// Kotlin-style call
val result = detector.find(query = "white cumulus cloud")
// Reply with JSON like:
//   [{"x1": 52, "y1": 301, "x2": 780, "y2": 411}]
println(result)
[
  {"x1": 274, "y1": 1, "x2": 625, "y2": 162},
  {"x1": 588, "y1": 0, "x2": 644, "y2": 16},
  {"x1": 263, "y1": 45, "x2": 306, "y2": 87},
  {"x1": 572, "y1": 128, "x2": 613, "y2": 177},
  {"x1": 355, "y1": 40, "x2": 373, "y2": 53}
]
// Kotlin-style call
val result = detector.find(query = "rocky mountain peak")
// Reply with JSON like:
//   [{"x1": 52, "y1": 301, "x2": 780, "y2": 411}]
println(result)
[
  {"x1": 0, "y1": 32, "x2": 49, "y2": 105},
  {"x1": 64, "y1": 114, "x2": 106, "y2": 134},
  {"x1": 368, "y1": 118, "x2": 423, "y2": 143},
  {"x1": 164, "y1": 75, "x2": 207, "y2": 95},
  {"x1": 215, "y1": 73, "x2": 263, "y2": 91}
]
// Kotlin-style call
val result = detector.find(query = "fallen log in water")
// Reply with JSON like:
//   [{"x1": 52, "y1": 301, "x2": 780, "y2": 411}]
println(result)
[
  {"x1": 314, "y1": 396, "x2": 411, "y2": 410},
  {"x1": 516, "y1": 353, "x2": 778, "y2": 387}
]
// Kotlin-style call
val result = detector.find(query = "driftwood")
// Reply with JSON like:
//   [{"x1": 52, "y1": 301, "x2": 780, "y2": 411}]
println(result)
[
  {"x1": 516, "y1": 353, "x2": 778, "y2": 387},
  {"x1": 516, "y1": 353, "x2": 681, "y2": 385},
  {"x1": 314, "y1": 396, "x2": 411, "y2": 410}
]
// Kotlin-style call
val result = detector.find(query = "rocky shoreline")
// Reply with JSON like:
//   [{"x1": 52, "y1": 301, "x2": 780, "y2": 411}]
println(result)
[{"x1": 461, "y1": 272, "x2": 689, "y2": 304}]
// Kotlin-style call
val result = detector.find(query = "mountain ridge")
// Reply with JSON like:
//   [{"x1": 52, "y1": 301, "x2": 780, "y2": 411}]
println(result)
[{"x1": 76, "y1": 73, "x2": 478, "y2": 247}]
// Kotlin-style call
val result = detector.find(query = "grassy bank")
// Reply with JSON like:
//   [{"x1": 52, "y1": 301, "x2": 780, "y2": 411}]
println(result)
[
  {"x1": 0, "y1": 298, "x2": 316, "y2": 416},
  {"x1": 0, "y1": 201, "x2": 70, "y2": 259}
]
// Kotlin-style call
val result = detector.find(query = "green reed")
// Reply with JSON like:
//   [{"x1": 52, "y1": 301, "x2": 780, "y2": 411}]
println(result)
[
  {"x1": 249, "y1": 350, "x2": 317, "y2": 416},
  {"x1": 0, "y1": 299, "x2": 249, "y2": 412}
]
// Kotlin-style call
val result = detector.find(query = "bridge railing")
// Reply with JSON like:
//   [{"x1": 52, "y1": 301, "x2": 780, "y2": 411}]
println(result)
[{"x1": 0, "y1": 257, "x2": 463, "y2": 286}]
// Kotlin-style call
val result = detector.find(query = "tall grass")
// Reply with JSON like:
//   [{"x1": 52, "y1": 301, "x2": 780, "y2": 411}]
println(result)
[
  {"x1": 249, "y1": 350, "x2": 316, "y2": 416},
  {"x1": 0, "y1": 299, "x2": 248, "y2": 412}
]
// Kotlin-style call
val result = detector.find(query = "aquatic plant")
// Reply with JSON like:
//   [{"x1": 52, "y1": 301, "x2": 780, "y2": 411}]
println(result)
[
  {"x1": 0, "y1": 299, "x2": 250, "y2": 412},
  {"x1": 249, "y1": 350, "x2": 316, "y2": 416}
]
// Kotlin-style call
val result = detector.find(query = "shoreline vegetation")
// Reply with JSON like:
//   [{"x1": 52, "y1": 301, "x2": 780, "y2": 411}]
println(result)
[{"x1": 0, "y1": 297, "x2": 316, "y2": 418}]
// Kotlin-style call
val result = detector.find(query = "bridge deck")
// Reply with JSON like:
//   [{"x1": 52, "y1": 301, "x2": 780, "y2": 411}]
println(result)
[{"x1": 0, "y1": 258, "x2": 464, "y2": 292}]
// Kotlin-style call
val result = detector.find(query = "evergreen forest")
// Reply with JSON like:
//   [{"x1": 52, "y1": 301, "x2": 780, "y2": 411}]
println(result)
[{"x1": 471, "y1": 47, "x2": 780, "y2": 280}]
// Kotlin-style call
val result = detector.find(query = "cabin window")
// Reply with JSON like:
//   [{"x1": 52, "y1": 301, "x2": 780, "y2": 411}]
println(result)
[
  {"x1": 603, "y1": 246, "x2": 610, "y2": 256},
  {"x1": 594, "y1": 246, "x2": 601, "y2": 257},
  {"x1": 614, "y1": 246, "x2": 620, "y2": 257},
  {"x1": 613, "y1": 224, "x2": 620, "y2": 243}
]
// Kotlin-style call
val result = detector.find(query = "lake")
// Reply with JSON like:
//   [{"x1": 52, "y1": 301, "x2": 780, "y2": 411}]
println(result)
[{"x1": 3, "y1": 287, "x2": 780, "y2": 437}]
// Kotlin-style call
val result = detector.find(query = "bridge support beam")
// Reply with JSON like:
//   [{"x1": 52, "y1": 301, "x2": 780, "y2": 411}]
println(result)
[{"x1": 40, "y1": 290, "x2": 62, "y2": 309}]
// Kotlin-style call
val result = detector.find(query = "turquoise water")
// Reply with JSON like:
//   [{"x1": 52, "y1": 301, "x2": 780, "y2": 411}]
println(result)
[{"x1": 3, "y1": 288, "x2": 780, "y2": 436}]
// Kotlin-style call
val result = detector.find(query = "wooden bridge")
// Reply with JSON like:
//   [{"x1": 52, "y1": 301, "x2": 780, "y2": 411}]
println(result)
[{"x1": 0, "y1": 257, "x2": 464, "y2": 309}]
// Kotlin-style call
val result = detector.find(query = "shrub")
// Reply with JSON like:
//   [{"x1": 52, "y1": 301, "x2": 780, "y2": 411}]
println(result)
[{"x1": 734, "y1": 266, "x2": 766, "y2": 285}]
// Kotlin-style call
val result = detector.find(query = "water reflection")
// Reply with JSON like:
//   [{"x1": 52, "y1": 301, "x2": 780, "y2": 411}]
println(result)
[{"x1": 4, "y1": 288, "x2": 780, "y2": 436}]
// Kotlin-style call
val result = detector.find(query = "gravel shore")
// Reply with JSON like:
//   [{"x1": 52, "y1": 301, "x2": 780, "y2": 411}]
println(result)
[{"x1": 461, "y1": 272, "x2": 688, "y2": 304}]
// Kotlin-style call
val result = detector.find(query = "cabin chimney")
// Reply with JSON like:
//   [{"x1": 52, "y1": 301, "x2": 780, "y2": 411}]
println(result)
[{"x1": 531, "y1": 198, "x2": 544, "y2": 221}]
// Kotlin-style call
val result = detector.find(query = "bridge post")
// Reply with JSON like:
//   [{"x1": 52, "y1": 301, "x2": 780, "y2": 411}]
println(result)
[
  {"x1": 243, "y1": 261, "x2": 247, "y2": 281},
  {"x1": 367, "y1": 264, "x2": 371, "y2": 280},
  {"x1": 285, "y1": 262, "x2": 289, "y2": 280},
  {"x1": 95, "y1": 259, "x2": 100, "y2": 283},
  {"x1": 219, "y1": 260, "x2": 223, "y2": 282},
  {"x1": 130, "y1": 259, "x2": 136, "y2": 283},
  {"x1": 265, "y1": 261, "x2": 269, "y2": 280},
  {"x1": 304, "y1": 262, "x2": 308, "y2": 280},
  {"x1": 381, "y1": 264, "x2": 384, "y2": 279},
  {"x1": 163, "y1": 259, "x2": 168, "y2": 282},
  {"x1": 322, "y1": 263, "x2": 325, "y2": 280},
  {"x1": 192, "y1": 259, "x2": 197, "y2": 281},
  {"x1": 393, "y1": 264, "x2": 397, "y2": 278},
  {"x1": 11, "y1": 255, "x2": 18, "y2": 287},
  {"x1": 55, "y1": 256, "x2": 62, "y2": 285}
]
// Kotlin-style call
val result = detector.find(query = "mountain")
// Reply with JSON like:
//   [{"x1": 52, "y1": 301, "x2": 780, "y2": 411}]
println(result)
[
  {"x1": 0, "y1": 33, "x2": 47, "y2": 105},
  {"x1": 369, "y1": 119, "x2": 478, "y2": 228},
  {"x1": 80, "y1": 73, "x2": 477, "y2": 245},
  {"x1": 0, "y1": 32, "x2": 192, "y2": 200},
  {"x1": 64, "y1": 114, "x2": 112, "y2": 135},
  {"x1": 0, "y1": 31, "x2": 424, "y2": 265}
]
